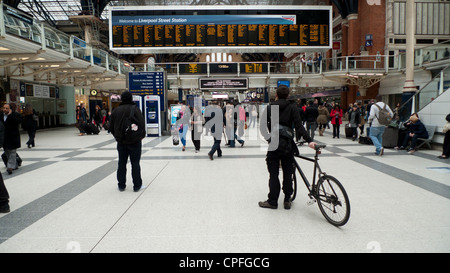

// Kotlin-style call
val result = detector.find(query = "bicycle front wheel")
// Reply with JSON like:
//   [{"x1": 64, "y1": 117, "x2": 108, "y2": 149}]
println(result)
[{"x1": 315, "y1": 175, "x2": 350, "y2": 226}]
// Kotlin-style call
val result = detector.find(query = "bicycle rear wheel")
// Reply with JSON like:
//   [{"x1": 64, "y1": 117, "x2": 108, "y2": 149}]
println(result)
[{"x1": 315, "y1": 175, "x2": 350, "y2": 226}]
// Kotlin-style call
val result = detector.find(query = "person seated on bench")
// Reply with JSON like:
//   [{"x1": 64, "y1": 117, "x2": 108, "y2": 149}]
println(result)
[
  {"x1": 395, "y1": 113, "x2": 428, "y2": 154},
  {"x1": 438, "y1": 113, "x2": 450, "y2": 159}
]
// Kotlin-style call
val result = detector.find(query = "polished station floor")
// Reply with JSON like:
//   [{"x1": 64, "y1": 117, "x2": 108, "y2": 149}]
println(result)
[{"x1": 0, "y1": 125, "x2": 449, "y2": 253}]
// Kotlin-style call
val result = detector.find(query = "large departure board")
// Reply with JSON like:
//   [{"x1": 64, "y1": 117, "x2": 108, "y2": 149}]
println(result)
[{"x1": 110, "y1": 6, "x2": 332, "y2": 53}]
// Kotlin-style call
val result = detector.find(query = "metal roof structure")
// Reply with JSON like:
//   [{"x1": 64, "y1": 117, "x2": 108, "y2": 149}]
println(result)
[{"x1": 17, "y1": 0, "x2": 324, "y2": 24}]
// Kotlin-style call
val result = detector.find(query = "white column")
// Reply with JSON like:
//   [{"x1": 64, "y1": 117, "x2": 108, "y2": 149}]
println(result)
[{"x1": 402, "y1": 0, "x2": 417, "y2": 93}]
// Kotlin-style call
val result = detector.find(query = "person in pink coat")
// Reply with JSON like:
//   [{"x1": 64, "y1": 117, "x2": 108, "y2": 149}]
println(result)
[{"x1": 330, "y1": 105, "x2": 343, "y2": 138}]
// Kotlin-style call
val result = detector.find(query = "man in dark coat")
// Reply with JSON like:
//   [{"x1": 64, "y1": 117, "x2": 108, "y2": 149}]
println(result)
[
  {"x1": 259, "y1": 85, "x2": 316, "y2": 210},
  {"x1": 0, "y1": 121, "x2": 9, "y2": 213},
  {"x1": 1, "y1": 103, "x2": 22, "y2": 175},
  {"x1": 110, "y1": 92, "x2": 146, "y2": 192}
]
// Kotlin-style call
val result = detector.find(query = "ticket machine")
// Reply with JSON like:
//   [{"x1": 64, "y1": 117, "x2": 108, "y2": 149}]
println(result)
[
  {"x1": 144, "y1": 95, "x2": 161, "y2": 136},
  {"x1": 133, "y1": 95, "x2": 142, "y2": 109}
]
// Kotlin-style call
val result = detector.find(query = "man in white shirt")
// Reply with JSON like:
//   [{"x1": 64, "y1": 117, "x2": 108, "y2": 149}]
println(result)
[{"x1": 368, "y1": 95, "x2": 394, "y2": 156}]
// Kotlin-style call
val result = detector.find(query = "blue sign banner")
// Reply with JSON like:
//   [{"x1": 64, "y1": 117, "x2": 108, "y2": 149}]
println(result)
[
  {"x1": 128, "y1": 72, "x2": 165, "y2": 111},
  {"x1": 113, "y1": 15, "x2": 296, "y2": 26}
]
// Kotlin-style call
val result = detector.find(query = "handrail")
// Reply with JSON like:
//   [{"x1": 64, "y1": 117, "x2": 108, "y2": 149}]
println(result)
[
  {"x1": 397, "y1": 65, "x2": 449, "y2": 121},
  {"x1": 0, "y1": 3, "x2": 130, "y2": 75},
  {"x1": 128, "y1": 55, "x2": 393, "y2": 76}
]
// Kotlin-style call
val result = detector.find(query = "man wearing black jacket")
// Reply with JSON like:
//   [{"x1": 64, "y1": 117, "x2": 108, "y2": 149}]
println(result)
[
  {"x1": 110, "y1": 91, "x2": 146, "y2": 192},
  {"x1": 304, "y1": 100, "x2": 319, "y2": 141},
  {"x1": 0, "y1": 121, "x2": 9, "y2": 213},
  {"x1": 259, "y1": 86, "x2": 316, "y2": 210},
  {"x1": 1, "y1": 103, "x2": 22, "y2": 175}
]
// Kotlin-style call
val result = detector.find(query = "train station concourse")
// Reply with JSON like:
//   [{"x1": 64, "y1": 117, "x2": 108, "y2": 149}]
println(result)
[
  {"x1": 0, "y1": 126, "x2": 449, "y2": 253},
  {"x1": 0, "y1": 0, "x2": 449, "y2": 256}
]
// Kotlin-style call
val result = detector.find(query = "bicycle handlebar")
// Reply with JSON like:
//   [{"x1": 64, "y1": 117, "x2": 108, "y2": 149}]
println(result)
[{"x1": 296, "y1": 141, "x2": 326, "y2": 151}]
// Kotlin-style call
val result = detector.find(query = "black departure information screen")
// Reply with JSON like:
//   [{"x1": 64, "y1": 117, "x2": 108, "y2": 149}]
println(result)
[{"x1": 110, "y1": 7, "x2": 331, "y2": 51}]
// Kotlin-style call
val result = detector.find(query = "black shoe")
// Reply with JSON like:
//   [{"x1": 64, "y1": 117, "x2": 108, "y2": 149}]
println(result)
[
  {"x1": 258, "y1": 200, "x2": 277, "y2": 209},
  {"x1": 0, "y1": 204, "x2": 10, "y2": 213},
  {"x1": 240, "y1": 141, "x2": 245, "y2": 147},
  {"x1": 283, "y1": 201, "x2": 292, "y2": 210},
  {"x1": 208, "y1": 153, "x2": 213, "y2": 160},
  {"x1": 7, "y1": 168, "x2": 13, "y2": 175},
  {"x1": 133, "y1": 186, "x2": 142, "y2": 192}
]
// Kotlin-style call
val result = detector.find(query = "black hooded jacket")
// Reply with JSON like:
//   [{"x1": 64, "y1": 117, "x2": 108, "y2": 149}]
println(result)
[
  {"x1": 261, "y1": 99, "x2": 312, "y2": 145},
  {"x1": 110, "y1": 101, "x2": 146, "y2": 144}
]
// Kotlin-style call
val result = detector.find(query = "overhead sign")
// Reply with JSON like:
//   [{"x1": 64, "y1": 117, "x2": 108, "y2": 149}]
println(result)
[
  {"x1": 109, "y1": 5, "x2": 332, "y2": 54},
  {"x1": 199, "y1": 78, "x2": 248, "y2": 90},
  {"x1": 128, "y1": 71, "x2": 165, "y2": 111}
]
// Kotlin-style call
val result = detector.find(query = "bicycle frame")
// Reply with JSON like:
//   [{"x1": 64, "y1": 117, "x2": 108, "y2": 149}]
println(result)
[{"x1": 293, "y1": 147, "x2": 325, "y2": 196}]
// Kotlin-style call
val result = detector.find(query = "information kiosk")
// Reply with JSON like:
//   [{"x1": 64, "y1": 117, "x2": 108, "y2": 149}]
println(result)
[{"x1": 144, "y1": 95, "x2": 161, "y2": 137}]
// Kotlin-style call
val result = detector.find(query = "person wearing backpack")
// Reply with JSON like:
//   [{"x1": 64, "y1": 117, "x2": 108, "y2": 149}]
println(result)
[
  {"x1": 259, "y1": 85, "x2": 316, "y2": 210},
  {"x1": 368, "y1": 95, "x2": 394, "y2": 156},
  {"x1": 110, "y1": 91, "x2": 146, "y2": 192}
]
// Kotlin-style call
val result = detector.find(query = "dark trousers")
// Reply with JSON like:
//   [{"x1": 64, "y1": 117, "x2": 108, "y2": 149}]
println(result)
[
  {"x1": 191, "y1": 130, "x2": 201, "y2": 151},
  {"x1": 0, "y1": 172, "x2": 9, "y2": 207},
  {"x1": 333, "y1": 124, "x2": 340, "y2": 137},
  {"x1": 266, "y1": 151, "x2": 295, "y2": 205},
  {"x1": 208, "y1": 137, "x2": 222, "y2": 157},
  {"x1": 229, "y1": 127, "x2": 244, "y2": 147},
  {"x1": 117, "y1": 142, "x2": 142, "y2": 190},
  {"x1": 402, "y1": 133, "x2": 428, "y2": 149},
  {"x1": 443, "y1": 131, "x2": 450, "y2": 156},
  {"x1": 27, "y1": 129, "x2": 36, "y2": 147}
]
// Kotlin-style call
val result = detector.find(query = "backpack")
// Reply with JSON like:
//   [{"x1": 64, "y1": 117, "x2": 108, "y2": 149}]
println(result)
[
  {"x1": 374, "y1": 103, "x2": 392, "y2": 126},
  {"x1": 122, "y1": 105, "x2": 144, "y2": 144}
]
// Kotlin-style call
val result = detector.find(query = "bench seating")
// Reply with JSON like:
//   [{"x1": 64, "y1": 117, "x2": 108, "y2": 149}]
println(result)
[{"x1": 416, "y1": 125, "x2": 437, "y2": 150}]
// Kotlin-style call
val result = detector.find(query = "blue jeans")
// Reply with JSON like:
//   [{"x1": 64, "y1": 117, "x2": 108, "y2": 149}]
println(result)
[
  {"x1": 209, "y1": 137, "x2": 222, "y2": 157},
  {"x1": 369, "y1": 126, "x2": 385, "y2": 154},
  {"x1": 179, "y1": 126, "x2": 187, "y2": 147},
  {"x1": 117, "y1": 141, "x2": 142, "y2": 190}
]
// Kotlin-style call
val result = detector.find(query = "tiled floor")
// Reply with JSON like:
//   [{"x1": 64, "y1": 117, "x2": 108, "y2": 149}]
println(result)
[{"x1": 0, "y1": 125, "x2": 449, "y2": 253}]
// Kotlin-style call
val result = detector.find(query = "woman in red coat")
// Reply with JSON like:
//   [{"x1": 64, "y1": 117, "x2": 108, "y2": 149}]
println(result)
[{"x1": 330, "y1": 105, "x2": 343, "y2": 138}]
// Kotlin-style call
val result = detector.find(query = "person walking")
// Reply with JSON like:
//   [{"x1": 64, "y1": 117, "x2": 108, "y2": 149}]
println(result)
[
  {"x1": 248, "y1": 104, "x2": 257, "y2": 128},
  {"x1": 207, "y1": 103, "x2": 224, "y2": 160},
  {"x1": 304, "y1": 101, "x2": 319, "y2": 141},
  {"x1": 347, "y1": 104, "x2": 361, "y2": 141},
  {"x1": 316, "y1": 102, "x2": 329, "y2": 136},
  {"x1": 176, "y1": 105, "x2": 189, "y2": 152},
  {"x1": 191, "y1": 106, "x2": 204, "y2": 153},
  {"x1": 368, "y1": 95, "x2": 394, "y2": 156},
  {"x1": 110, "y1": 91, "x2": 146, "y2": 192},
  {"x1": 330, "y1": 105, "x2": 343, "y2": 138},
  {"x1": 259, "y1": 85, "x2": 316, "y2": 210},
  {"x1": 93, "y1": 105, "x2": 103, "y2": 131},
  {"x1": 23, "y1": 103, "x2": 37, "y2": 148},
  {"x1": 0, "y1": 103, "x2": 22, "y2": 175}
]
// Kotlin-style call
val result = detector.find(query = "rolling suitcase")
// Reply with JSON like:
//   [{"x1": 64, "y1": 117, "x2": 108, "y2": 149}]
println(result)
[
  {"x1": 89, "y1": 123, "x2": 100, "y2": 135},
  {"x1": 345, "y1": 124, "x2": 353, "y2": 138},
  {"x1": 382, "y1": 127, "x2": 399, "y2": 148},
  {"x1": 81, "y1": 123, "x2": 92, "y2": 134}
]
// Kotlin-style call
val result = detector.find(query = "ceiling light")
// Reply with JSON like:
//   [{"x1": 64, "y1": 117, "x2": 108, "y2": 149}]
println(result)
[{"x1": 0, "y1": 47, "x2": 10, "y2": 51}]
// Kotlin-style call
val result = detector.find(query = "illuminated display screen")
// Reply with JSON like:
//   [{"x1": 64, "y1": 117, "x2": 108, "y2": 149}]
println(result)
[{"x1": 110, "y1": 7, "x2": 331, "y2": 51}]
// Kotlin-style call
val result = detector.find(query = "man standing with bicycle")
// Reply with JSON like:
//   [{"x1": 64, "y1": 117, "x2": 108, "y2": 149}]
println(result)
[{"x1": 259, "y1": 85, "x2": 316, "y2": 210}]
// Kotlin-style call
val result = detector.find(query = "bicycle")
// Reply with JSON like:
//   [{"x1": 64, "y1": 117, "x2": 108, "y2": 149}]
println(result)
[{"x1": 291, "y1": 142, "x2": 350, "y2": 226}]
